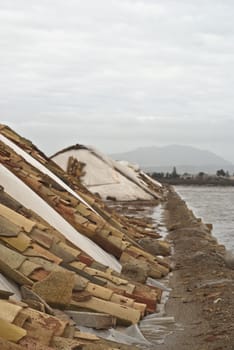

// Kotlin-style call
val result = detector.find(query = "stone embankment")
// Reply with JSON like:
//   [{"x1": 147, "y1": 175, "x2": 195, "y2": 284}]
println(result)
[{"x1": 159, "y1": 186, "x2": 234, "y2": 350}]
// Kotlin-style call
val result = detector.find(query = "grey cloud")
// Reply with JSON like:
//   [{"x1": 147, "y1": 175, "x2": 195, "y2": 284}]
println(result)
[{"x1": 1, "y1": 0, "x2": 234, "y2": 162}]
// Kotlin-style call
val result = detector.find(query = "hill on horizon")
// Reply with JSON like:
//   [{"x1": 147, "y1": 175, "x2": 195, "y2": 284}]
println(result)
[{"x1": 111, "y1": 145, "x2": 234, "y2": 174}]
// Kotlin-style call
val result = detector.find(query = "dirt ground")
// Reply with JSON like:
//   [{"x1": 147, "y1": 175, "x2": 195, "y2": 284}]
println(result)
[{"x1": 159, "y1": 186, "x2": 234, "y2": 350}]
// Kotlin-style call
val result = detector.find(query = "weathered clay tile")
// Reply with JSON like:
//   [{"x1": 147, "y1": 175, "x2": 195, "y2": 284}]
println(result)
[
  {"x1": 50, "y1": 241, "x2": 81, "y2": 266},
  {"x1": 67, "y1": 264, "x2": 105, "y2": 287},
  {"x1": 18, "y1": 260, "x2": 42, "y2": 277},
  {"x1": 71, "y1": 297, "x2": 141, "y2": 325},
  {"x1": 65, "y1": 311, "x2": 116, "y2": 330},
  {"x1": 85, "y1": 282, "x2": 114, "y2": 301},
  {"x1": 58, "y1": 240, "x2": 81, "y2": 257},
  {"x1": 19, "y1": 337, "x2": 55, "y2": 350},
  {"x1": 0, "y1": 259, "x2": 33, "y2": 286},
  {"x1": 78, "y1": 254, "x2": 94, "y2": 266},
  {"x1": 74, "y1": 213, "x2": 89, "y2": 226},
  {"x1": 0, "y1": 185, "x2": 23, "y2": 212},
  {"x1": 0, "y1": 215, "x2": 21, "y2": 237},
  {"x1": 29, "y1": 269, "x2": 50, "y2": 282},
  {"x1": 0, "y1": 299, "x2": 23, "y2": 323},
  {"x1": 30, "y1": 228, "x2": 54, "y2": 249},
  {"x1": 1, "y1": 232, "x2": 32, "y2": 252},
  {"x1": 0, "y1": 244, "x2": 26, "y2": 270},
  {"x1": 51, "y1": 336, "x2": 83, "y2": 349},
  {"x1": 73, "y1": 331, "x2": 100, "y2": 341},
  {"x1": 23, "y1": 320, "x2": 54, "y2": 345},
  {"x1": 72, "y1": 290, "x2": 92, "y2": 302},
  {"x1": 23, "y1": 307, "x2": 68, "y2": 336},
  {"x1": 0, "y1": 338, "x2": 25, "y2": 350},
  {"x1": 13, "y1": 310, "x2": 30, "y2": 327},
  {"x1": 28, "y1": 257, "x2": 64, "y2": 273},
  {"x1": 24, "y1": 243, "x2": 62, "y2": 264},
  {"x1": 21, "y1": 286, "x2": 54, "y2": 315},
  {"x1": 0, "y1": 203, "x2": 35, "y2": 233},
  {"x1": 0, "y1": 319, "x2": 27, "y2": 343},
  {"x1": 0, "y1": 290, "x2": 14, "y2": 299}
]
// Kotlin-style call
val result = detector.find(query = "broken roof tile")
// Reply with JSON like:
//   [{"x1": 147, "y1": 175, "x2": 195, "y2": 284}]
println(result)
[
  {"x1": 23, "y1": 307, "x2": 68, "y2": 336},
  {"x1": 0, "y1": 319, "x2": 27, "y2": 343},
  {"x1": 30, "y1": 228, "x2": 54, "y2": 249},
  {"x1": 18, "y1": 260, "x2": 42, "y2": 277},
  {"x1": 0, "y1": 259, "x2": 33, "y2": 286},
  {"x1": 0, "y1": 299, "x2": 23, "y2": 323},
  {"x1": 0, "y1": 203, "x2": 35, "y2": 233},
  {"x1": 49, "y1": 241, "x2": 78, "y2": 263},
  {"x1": 23, "y1": 321, "x2": 54, "y2": 346},
  {"x1": 19, "y1": 337, "x2": 55, "y2": 350},
  {"x1": 13, "y1": 310, "x2": 30, "y2": 328},
  {"x1": 24, "y1": 243, "x2": 62, "y2": 264},
  {"x1": 0, "y1": 337, "x2": 25, "y2": 349},
  {"x1": 0, "y1": 244, "x2": 26, "y2": 270},
  {"x1": 71, "y1": 296, "x2": 141, "y2": 325},
  {"x1": 0, "y1": 215, "x2": 21, "y2": 237},
  {"x1": 1, "y1": 232, "x2": 32, "y2": 252}
]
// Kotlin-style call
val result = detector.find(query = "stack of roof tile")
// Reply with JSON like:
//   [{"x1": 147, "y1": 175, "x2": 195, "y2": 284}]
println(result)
[
  {"x1": 0, "y1": 125, "x2": 160, "y2": 242},
  {"x1": 0, "y1": 188, "x2": 162, "y2": 348},
  {"x1": 0, "y1": 126, "x2": 170, "y2": 279},
  {"x1": 0, "y1": 124, "x2": 170, "y2": 349}
]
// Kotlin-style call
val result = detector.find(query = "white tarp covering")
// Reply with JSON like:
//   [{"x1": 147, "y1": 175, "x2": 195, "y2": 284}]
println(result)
[
  {"x1": 0, "y1": 165, "x2": 121, "y2": 272},
  {"x1": 53, "y1": 149, "x2": 156, "y2": 201}
]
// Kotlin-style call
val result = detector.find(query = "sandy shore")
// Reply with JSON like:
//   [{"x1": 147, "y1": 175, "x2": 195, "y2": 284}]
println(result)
[{"x1": 159, "y1": 186, "x2": 234, "y2": 350}]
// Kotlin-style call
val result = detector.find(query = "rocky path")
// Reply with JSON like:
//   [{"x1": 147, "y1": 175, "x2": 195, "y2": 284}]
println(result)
[{"x1": 159, "y1": 187, "x2": 234, "y2": 350}]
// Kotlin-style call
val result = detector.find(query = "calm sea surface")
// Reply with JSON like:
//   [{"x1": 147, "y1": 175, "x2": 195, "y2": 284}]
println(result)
[{"x1": 175, "y1": 186, "x2": 234, "y2": 252}]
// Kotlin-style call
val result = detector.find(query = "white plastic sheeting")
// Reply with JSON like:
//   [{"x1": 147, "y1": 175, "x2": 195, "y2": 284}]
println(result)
[
  {"x1": 147, "y1": 277, "x2": 171, "y2": 292},
  {"x1": 0, "y1": 134, "x2": 97, "y2": 213},
  {"x1": 0, "y1": 165, "x2": 121, "y2": 272},
  {"x1": 77, "y1": 325, "x2": 151, "y2": 346},
  {"x1": 153, "y1": 204, "x2": 168, "y2": 238}
]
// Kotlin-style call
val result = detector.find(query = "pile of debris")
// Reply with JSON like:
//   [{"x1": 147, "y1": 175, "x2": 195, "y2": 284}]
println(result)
[{"x1": 0, "y1": 125, "x2": 171, "y2": 349}]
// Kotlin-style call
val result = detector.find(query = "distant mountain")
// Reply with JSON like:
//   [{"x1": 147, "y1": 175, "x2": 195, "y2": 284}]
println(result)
[{"x1": 111, "y1": 145, "x2": 234, "y2": 174}]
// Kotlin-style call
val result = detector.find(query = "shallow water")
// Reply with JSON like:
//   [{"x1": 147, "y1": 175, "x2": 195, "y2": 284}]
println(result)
[{"x1": 175, "y1": 185, "x2": 234, "y2": 252}]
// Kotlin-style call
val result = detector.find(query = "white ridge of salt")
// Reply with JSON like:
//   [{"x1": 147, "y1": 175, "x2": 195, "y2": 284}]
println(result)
[
  {"x1": 53, "y1": 149, "x2": 155, "y2": 201},
  {"x1": 0, "y1": 134, "x2": 97, "y2": 214},
  {"x1": 0, "y1": 165, "x2": 121, "y2": 272},
  {"x1": 90, "y1": 146, "x2": 162, "y2": 195},
  {"x1": 140, "y1": 171, "x2": 162, "y2": 188}
]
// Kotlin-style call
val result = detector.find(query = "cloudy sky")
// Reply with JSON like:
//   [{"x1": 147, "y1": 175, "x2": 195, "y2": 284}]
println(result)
[{"x1": 1, "y1": 0, "x2": 234, "y2": 161}]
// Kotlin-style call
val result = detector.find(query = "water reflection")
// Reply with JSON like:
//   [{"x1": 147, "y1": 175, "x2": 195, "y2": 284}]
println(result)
[{"x1": 175, "y1": 186, "x2": 234, "y2": 252}]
